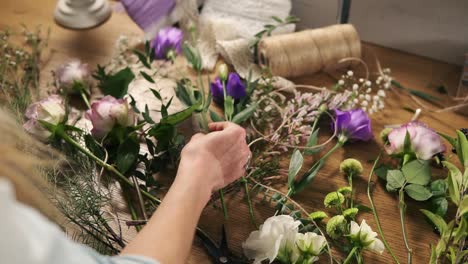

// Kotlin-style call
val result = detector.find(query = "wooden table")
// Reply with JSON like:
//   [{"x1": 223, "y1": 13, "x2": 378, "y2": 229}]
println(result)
[{"x1": 1, "y1": 1, "x2": 467, "y2": 263}]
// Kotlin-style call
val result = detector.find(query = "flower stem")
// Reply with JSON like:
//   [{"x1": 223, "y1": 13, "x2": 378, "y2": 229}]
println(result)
[
  {"x1": 343, "y1": 247, "x2": 358, "y2": 264},
  {"x1": 79, "y1": 89, "x2": 91, "y2": 109},
  {"x1": 367, "y1": 153, "x2": 401, "y2": 264},
  {"x1": 57, "y1": 130, "x2": 161, "y2": 205},
  {"x1": 241, "y1": 177, "x2": 257, "y2": 228},
  {"x1": 348, "y1": 172, "x2": 354, "y2": 208},
  {"x1": 399, "y1": 186, "x2": 413, "y2": 264},
  {"x1": 218, "y1": 189, "x2": 229, "y2": 220}
]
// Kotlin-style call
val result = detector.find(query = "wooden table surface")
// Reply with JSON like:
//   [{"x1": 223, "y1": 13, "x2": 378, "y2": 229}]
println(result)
[{"x1": 1, "y1": 1, "x2": 467, "y2": 263}]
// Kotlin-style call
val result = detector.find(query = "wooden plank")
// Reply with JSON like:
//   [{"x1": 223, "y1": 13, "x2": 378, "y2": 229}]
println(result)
[{"x1": 1, "y1": 1, "x2": 467, "y2": 263}]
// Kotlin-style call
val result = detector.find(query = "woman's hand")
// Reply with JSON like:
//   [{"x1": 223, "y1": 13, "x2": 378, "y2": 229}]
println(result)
[{"x1": 176, "y1": 122, "x2": 251, "y2": 195}]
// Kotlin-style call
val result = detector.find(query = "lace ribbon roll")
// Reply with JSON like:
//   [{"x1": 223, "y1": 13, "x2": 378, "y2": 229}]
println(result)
[{"x1": 258, "y1": 24, "x2": 361, "y2": 78}]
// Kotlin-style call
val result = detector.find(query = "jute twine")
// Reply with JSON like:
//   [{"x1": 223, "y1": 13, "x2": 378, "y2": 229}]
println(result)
[{"x1": 258, "y1": 24, "x2": 361, "y2": 78}]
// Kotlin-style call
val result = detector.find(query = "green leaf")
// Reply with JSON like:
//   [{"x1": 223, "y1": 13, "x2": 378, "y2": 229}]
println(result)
[
  {"x1": 386, "y1": 170, "x2": 405, "y2": 191},
  {"x1": 420, "y1": 209, "x2": 447, "y2": 234},
  {"x1": 430, "y1": 196, "x2": 448, "y2": 216},
  {"x1": 374, "y1": 165, "x2": 389, "y2": 181},
  {"x1": 150, "y1": 88, "x2": 163, "y2": 101},
  {"x1": 404, "y1": 184, "x2": 433, "y2": 201},
  {"x1": 430, "y1": 179, "x2": 448, "y2": 197},
  {"x1": 288, "y1": 150, "x2": 303, "y2": 188},
  {"x1": 160, "y1": 99, "x2": 201, "y2": 126},
  {"x1": 403, "y1": 131, "x2": 412, "y2": 153},
  {"x1": 304, "y1": 129, "x2": 321, "y2": 155},
  {"x1": 456, "y1": 130, "x2": 468, "y2": 167},
  {"x1": 128, "y1": 95, "x2": 140, "y2": 114},
  {"x1": 271, "y1": 16, "x2": 283, "y2": 23},
  {"x1": 143, "y1": 105, "x2": 155, "y2": 124},
  {"x1": 459, "y1": 196, "x2": 468, "y2": 216},
  {"x1": 97, "y1": 67, "x2": 135, "y2": 99},
  {"x1": 232, "y1": 103, "x2": 257, "y2": 124},
  {"x1": 224, "y1": 96, "x2": 234, "y2": 121},
  {"x1": 438, "y1": 132, "x2": 457, "y2": 149},
  {"x1": 210, "y1": 110, "x2": 224, "y2": 122},
  {"x1": 182, "y1": 43, "x2": 202, "y2": 71},
  {"x1": 84, "y1": 134, "x2": 105, "y2": 160},
  {"x1": 140, "y1": 71, "x2": 155, "y2": 83},
  {"x1": 443, "y1": 161, "x2": 462, "y2": 205},
  {"x1": 402, "y1": 159, "x2": 431, "y2": 185},
  {"x1": 116, "y1": 137, "x2": 140, "y2": 174},
  {"x1": 133, "y1": 49, "x2": 151, "y2": 69}
]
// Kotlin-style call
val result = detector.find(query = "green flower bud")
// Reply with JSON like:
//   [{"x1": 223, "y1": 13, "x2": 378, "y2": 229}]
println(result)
[
  {"x1": 343, "y1": 208, "x2": 359, "y2": 219},
  {"x1": 337, "y1": 186, "x2": 352, "y2": 194},
  {"x1": 324, "y1": 192, "x2": 345, "y2": 208},
  {"x1": 326, "y1": 215, "x2": 347, "y2": 239},
  {"x1": 309, "y1": 211, "x2": 328, "y2": 222},
  {"x1": 318, "y1": 103, "x2": 328, "y2": 113},
  {"x1": 218, "y1": 63, "x2": 229, "y2": 82},
  {"x1": 380, "y1": 127, "x2": 393, "y2": 144},
  {"x1": 339, "y1": 158, "x2": 363, "y2": 176}
]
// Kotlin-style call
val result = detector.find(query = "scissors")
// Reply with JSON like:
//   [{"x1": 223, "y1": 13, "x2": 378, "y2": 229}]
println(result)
[{"x1": 196, "y1": 226, "x2": 248, "y2": 264}]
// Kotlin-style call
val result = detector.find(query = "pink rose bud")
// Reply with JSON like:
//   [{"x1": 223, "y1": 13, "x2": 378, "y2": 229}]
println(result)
[
  {"x1": 56, "y1": 59, "x2": 90, "y2": 93},
  {"x1": 23, "y1": 95, "x2": 66, "y2": 141},
  {"x1": 86, "y1": 96, "x2": 136, "y2": 138},
  {"x1": 385, "y1": 121, "x2": 445, "y2": 160}
]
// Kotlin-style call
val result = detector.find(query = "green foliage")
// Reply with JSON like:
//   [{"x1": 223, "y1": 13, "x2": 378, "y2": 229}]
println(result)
[
  {"x1": 288, "y1": 149, "x2": 303, "y2": 189},
  {"x1": 182, "y1": 42, "x2": 202, "y2": 72},
  {"x1": 404, "y1": 184, "x2": 432, "y2": 201},
  {"x1": 116, "y1": 136, "x2": 140, "y2": 174},
  {"x1": 402, "y1": 159, "x2": 431, "y2": 185},
  {"x1": 304, "y1": 129, "x2": 321, "y2": 155},
  {"x1": 93, "y1": 66, "x2": 135, "y2": 98},
  {"x1": 386, "y1": 170, "x2": 405, "y2": 191}
]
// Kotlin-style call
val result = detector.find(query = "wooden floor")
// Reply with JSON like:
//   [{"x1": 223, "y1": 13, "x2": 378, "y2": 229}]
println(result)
[{"x1": 1, "y1": 0, "x2": 467, "y2": 263}]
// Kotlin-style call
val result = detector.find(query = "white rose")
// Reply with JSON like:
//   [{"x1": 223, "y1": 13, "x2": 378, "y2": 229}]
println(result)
[
  {"x1": 350, "y1": 219, "x2": 385, "y2": 254},
  {"x1": 23, "y1": 95, "x2": 66, "y2": 141},
  {"x1": 242, "y1": 215, "x2": 300, "y2": 264}
]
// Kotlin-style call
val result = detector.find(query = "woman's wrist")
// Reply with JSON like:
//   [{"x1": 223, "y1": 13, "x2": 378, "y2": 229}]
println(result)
[{"x1": 174, "y1": 153, "x2": 219, "y2": 205}]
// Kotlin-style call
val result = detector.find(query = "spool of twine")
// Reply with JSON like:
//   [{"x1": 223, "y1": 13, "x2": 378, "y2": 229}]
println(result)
[{"x1": 258, "y1": 24, "x2": 361, "y2": 78}]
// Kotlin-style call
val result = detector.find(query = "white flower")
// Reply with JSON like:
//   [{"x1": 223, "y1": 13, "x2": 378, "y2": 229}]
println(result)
[
  {"x1": 347, "y1": 70, "x2": 354, "y2": 76},
  {"x1": 295, "y1": 232, "x2": 326, "y2": 256},
  {"x1": 338, "y1": 80, "x2": 345, "y2": 85},
  {"x1": 350, "y1": 220, "x2": 385, "y2": 254},
  {"x1": 242, "y1": 215, "x2": 300, "y2": 264},
  {"x1": 56, "y1": 59, "x2": 90, "y2": 92},
  {"x1": 23, "y1": 95, "x2": 66, "y2": 141},
  {"x1": 352, "y1": 84, "x2": 359, "y2": 90}
]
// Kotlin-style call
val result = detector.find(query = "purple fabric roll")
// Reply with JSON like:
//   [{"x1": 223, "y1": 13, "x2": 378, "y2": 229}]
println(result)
[{"x1": 121, "y1": 0, "x2": 176, "y2": 31}]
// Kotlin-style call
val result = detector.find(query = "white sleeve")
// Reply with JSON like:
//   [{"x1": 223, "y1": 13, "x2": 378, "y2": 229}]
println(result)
[{"x1": 0, "y1": 179, "x2": 159, "y2": 264}]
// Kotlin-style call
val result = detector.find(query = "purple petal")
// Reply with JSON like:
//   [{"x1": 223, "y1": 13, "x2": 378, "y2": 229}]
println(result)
[
  {"x1": 152, "y1": 27, "x2": 183, "y2": 59},
  {"x1": 121, "y1": 0, "x2": 176, "y2": 32},
  {"x1": 210, "y1": 77, "x2": 224, "y2": 105},
  {"x1": 333, "y1": 109, "x2": 351, "y2": 134},
  {"x1": 226, "y1": 73, "x2": 247, "y2": 100}
]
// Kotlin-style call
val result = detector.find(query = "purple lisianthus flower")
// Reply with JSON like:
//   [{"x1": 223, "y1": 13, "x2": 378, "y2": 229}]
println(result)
[
  {"x1": 151, "y1": 27, "x2": 183, "y2": 60},
  {"x1": 121, "y1": 0, "x2": 176, "y2": 33},
  {"x1": 210, "y1": 73, "x2": 247, "y2": 105},
  {"x1": 333, "y1": 109, "x2": 373, "y2": 143},
  {"x1": 385, "y1": 121, "x2": 445, "y2": 160}
]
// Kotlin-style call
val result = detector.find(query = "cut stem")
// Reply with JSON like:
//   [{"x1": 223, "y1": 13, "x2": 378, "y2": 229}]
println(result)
[
  {"x1": 79, "y1": 89, "x2": 91, "y2": 109},
  {"x1": 57, "y1": 130, "x2": 161, "y2": 205},
  {"x1": 242, "y1": 177, "x2": 257, "y2": 228},
  {"x1": 343, "y1": 247, "x2": 358, "y2": 264},
  {"x1": 367, "y1": 153, "x2": 401, "y2": 264},
  {"x1": 399, "y1": 187, "x2": 413, "y2": 264},
  {"x1": 218, "y1": 189, "x2": 229, "y2": 220}
]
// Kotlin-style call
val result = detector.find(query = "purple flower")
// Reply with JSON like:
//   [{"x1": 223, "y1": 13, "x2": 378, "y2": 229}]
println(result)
[
  {"x1": 151, "y1": 27, "x2": 183, "y2": 60},
  {"x1": 333, "y1": 109, "x2": 373, "y2": 143},
  {"x1": 385, "y1": 121, "x2": 445, "y2": 160},
  {"x1": 121, "y1": 0, "x2": 176, "y2": 33},
  {"x1": 86, "y1": 96, "x2": 136, "y2": 138},
  {"x1": 23, "y1": 95, "x2": 66, "y2": 141},
  {"x1": 210, "y1": 73, "x2": 247, "y2": 105}
]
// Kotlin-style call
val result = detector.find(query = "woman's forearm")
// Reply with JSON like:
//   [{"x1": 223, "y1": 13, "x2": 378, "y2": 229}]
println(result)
[{"x1": 121, "y1": 163, "x2": 212, "y2": 264}]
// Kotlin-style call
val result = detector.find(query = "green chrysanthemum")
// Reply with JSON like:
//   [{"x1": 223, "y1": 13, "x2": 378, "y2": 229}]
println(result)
[
  {"x1": 343, "y1": 208, "x2": 359, "y2": 219},
  {"x1": 326, "y1": 215, "x2": 347, "y2": 239},
  {"x1": 324, "y1": 192, "x2": 345, "y2": 208},
  {"x1": 337, "y1": 186, "x2": 352, "y2": 194},
  {"x1": 339, "y1": 158, "x2": 363, "y2": 176},
  {"x1": 309, "y1": 211, "x2": 328, "y2": 222}
]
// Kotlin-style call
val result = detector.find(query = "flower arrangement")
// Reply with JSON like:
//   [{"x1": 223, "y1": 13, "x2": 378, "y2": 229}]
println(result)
[{"x1": 5, "y1": 22, "x2": 467, "y2": 264}]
